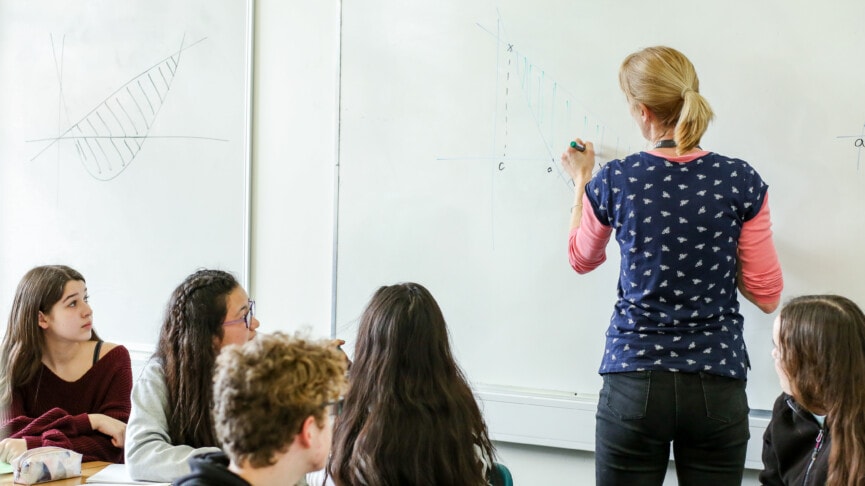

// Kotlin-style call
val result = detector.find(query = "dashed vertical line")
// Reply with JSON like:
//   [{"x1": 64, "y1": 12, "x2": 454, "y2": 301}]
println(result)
[
  {"x1": 550, "y1": 82, "x2": 557, "y2": 160},
  {"x1": 503, "y1": 54, "x2": 511, "y2": 165}
]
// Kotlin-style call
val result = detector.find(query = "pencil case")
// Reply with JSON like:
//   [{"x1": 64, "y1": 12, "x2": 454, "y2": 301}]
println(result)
[{"x1": 12, "y1": 446, "x2": 82, "y2": 485}]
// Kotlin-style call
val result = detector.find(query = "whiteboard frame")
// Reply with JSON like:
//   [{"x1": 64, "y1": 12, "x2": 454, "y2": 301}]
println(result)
[{"x1": 242, "y1": 0, "x2": 255, "y2": 289}]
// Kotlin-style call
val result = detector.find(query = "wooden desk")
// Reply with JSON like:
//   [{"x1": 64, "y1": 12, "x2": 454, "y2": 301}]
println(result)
[{"x1": 0, "y1": 461, "x2": 110, "y2": 485}]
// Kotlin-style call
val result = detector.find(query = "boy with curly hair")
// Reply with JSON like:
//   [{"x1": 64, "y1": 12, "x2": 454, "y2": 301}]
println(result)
[{"x1": 175, "y1": 332, "x2": 347, "y2": 486}]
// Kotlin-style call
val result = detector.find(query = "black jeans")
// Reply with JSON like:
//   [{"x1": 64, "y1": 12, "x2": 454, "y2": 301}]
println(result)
[{"x1": 595, "y1": 371, "x2": 749, "y2": 486}]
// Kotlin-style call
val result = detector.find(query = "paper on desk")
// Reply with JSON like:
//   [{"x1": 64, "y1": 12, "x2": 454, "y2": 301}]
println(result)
[
  {"x1": 0, "y1": 461, "x2": 12, "y2": 474},
  {"x1": 85, "y1": 463, "x2": 170, "y2": 485}
]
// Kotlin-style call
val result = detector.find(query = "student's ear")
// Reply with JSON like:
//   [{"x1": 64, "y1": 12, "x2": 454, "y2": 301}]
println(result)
[
  {"x1": 37, "y1": 311, "x2": 50, "y2": 329},
  {"x1": 296, "y1": 415, "x2": 318, "y2": 448}
]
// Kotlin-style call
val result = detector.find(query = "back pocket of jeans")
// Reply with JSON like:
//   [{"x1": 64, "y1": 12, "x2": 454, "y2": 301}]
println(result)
[
  {"x1": 603, "y1": 371, "x2": 651, "y2": 420},
  {"x1": 700, "y1": 372, "x2": 749, "y2": 423}
]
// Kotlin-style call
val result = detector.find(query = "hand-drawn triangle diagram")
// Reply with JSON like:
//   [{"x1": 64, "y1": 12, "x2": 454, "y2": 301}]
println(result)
[{"x1": 30, "y1": 36, "x2": 219, "y2": 181}]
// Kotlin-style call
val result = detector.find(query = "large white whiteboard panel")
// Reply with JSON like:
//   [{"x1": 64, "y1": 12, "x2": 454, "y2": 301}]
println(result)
[
  {"x1": 0, "y1": 0, "x2": 252, "y2": 345},
  {"x1": 335, "y1": 0, "x2": 865, "y2": 412}
]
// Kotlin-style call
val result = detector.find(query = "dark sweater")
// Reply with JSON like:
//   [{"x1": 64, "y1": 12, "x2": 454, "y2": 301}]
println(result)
[
  {"x1": 760, "y1": 393, "x2": 829, "y2": 485},
  {"x1": 174, "y1": 452, "x2": 250, "y2": 486},
  {"x1": 2, "y1": 345, "x2": 132, "y2": 463}
]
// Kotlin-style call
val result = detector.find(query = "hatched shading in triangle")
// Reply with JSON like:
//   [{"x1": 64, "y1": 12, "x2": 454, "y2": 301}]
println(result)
[{"x1": 30, "y1": 36, "x2": 220, "y2": 181}]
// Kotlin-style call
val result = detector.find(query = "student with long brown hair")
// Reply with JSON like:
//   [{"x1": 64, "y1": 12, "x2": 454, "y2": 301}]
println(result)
[
  {"x1": 311, "y1": 282, "x2": 496, "y2": 486},
  {"x1": 125, "y1": 268, "x2": 260, "y2": 482},
  {"x1": 761, "y1": 295, "x2": 865, "y2": 486},
  {"x1": 0, "y1": 265, "x2": 132, "y2": 463}
]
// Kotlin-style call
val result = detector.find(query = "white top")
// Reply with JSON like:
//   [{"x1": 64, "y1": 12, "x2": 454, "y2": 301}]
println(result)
[{"x1": 124, "y1": 358, "x2": 221, "y2": 482}]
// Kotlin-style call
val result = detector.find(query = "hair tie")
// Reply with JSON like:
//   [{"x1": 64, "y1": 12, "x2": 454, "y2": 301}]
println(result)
[{"x1": 681, "y1": 87, "x2": 694, "y2": 97}]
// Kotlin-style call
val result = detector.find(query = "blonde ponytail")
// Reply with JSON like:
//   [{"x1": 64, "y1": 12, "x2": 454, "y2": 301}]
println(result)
[
  {"x1": 675, "y1": 88, "x2": 714, "y2": 154},
  {"x1": 619, "y1": 46, "x2": 714, "y2": 155}
]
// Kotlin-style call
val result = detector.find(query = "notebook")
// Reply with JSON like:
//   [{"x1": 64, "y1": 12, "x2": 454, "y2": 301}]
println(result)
[{"x1": 85, "y1": 464, "x2": 170, "y2": 485}]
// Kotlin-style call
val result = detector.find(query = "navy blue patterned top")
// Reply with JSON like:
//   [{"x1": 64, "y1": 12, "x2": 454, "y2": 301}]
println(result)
[{"x1": 585, "y1": 151, "x2": 768, "y2": 379}]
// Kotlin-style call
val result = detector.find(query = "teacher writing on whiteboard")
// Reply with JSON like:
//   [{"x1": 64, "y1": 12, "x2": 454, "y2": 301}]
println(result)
[{"x1": 561, "y1": 46, "x2": 783, "y2": 485}]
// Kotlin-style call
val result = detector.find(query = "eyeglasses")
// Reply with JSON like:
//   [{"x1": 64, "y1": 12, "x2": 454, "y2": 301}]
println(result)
[
  {"x1": 324, "y1": 397, "x2": 344, "y2": 419},
  {"x1": 222, "y1": 299, "x2": 255, "y2": 329}
]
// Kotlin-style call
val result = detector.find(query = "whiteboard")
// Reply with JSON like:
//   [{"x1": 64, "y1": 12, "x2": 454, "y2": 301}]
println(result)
[
  {"x1": 0, "y1": 0, "x2": 252, "y2": 346},
  {"x1": 335, "y1": 0, "x2": 865, "y2": 411}
]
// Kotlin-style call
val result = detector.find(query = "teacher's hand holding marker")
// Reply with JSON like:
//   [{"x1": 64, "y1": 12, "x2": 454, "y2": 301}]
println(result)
[
  {"x1": 561, "y1": 138, "x2": 594, "y2": 230},
  {"x1": 563, "y1": 46, "x2": 783, "y2": 485}
]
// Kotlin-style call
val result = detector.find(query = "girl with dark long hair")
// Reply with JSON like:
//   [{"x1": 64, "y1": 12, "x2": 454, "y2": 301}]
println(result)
[
  {"x1": 761, "y1": 295, "x2": 865, "y2": 485},
  {"x1": 124, "y1": 268, "x2": 259, "y2": 482},
  {"x1": 314, "y1": 282, "x2": 496, "y2": 486},
  {"x1": 0, "y1": 265, "x2": 132, "y2": 463}
]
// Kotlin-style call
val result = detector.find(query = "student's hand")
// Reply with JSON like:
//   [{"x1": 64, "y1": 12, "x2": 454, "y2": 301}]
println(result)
[
  {"x1": 0, "y1": 438, "x2": 26, "y2": 463},
  {"x1": 89, "y1": 413, "x2": 127, "y2": 448},
  {"x1": 561, "y1": 138, "x2": 596, "y2": 184}
]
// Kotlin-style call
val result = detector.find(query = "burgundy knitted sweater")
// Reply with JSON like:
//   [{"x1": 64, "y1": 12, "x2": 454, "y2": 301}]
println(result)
[{"x1": 3, "y1": 345, "x2": 133, "y2": 463}]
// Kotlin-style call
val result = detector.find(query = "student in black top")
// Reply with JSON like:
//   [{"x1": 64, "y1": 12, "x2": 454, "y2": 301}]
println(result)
[
  {"x1": 174, "y1": 332, "x2": 347, "y2": 486},
  {"x1": 761, "y1": 295, "x2": 865, "y2": 486}
]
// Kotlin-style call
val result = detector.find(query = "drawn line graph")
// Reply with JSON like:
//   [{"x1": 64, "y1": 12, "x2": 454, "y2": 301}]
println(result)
[
  {"x1": 437, "y1": 12, "x2": 638, "y2": 192},
  {"x1": 488, "y1": 25, "x2": 638, "y2": 186},
  {"x1": 30, "y1": 35, "x2": 225, "y2": 181}
]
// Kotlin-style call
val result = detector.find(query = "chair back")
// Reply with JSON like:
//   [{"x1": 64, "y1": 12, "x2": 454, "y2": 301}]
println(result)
[{"x1": 493, "y1": 462, "x2": 513, "y2": 486}]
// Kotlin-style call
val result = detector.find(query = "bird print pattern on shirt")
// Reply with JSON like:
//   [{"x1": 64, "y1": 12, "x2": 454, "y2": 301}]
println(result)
[{"x1": 585, "y1": 152, "x2": 767, "y2": 378}]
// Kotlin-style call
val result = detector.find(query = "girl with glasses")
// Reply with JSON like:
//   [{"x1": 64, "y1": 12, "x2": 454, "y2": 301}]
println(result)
[{"x1": 125, "y1": 269, "x2": 260, "y2": 482}]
